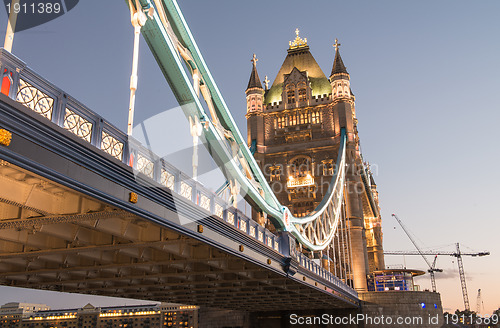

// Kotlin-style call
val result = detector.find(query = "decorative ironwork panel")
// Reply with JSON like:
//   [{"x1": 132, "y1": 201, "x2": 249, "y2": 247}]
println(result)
[
  {"x1": 249, "y1": 226, "x2": 256, "y2": 238},
  {"x1": 160, "y1": 169, "x2": 175, "y2": 190},
  {"x1": 199, "y1": 194, "x2": 210, "y2": 211},
  {"x1": 180, "y1": 182, "x2": 192, "y2": 200},
  {"x1": 258, "y1": 231, "x2": 264, "y2": 243},
  {"x1": 214, "y1": 204, "x2": 223, "y2": 218},
  {"x1": 239, "y1": 219, "x2": 247, "y2": 232},
  {"x1": 267, "y1": 236, "x2": 272, "y2": 247},
  {"x1": 227, "y1": 212, "x2": 235, "y2": 225},
  {"x1": 63, "y1": 108, "x2": 93, "y2": 142},
  {"x1": 137, "y1": 154, "x2": 154, "y2": 179},
  {"x1": 16, "y1": 79, "x2": 54, "y2": 120},
  {"x1": 274, "y1": 241, "x2": 279, "y2": 251},
  {"x1": 101, "y1": 131, "x2": 124, "y2": 160}
]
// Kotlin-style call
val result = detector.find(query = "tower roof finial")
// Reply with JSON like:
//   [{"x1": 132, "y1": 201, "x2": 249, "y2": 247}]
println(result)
[
  {"x1": 333, "y1": 38, "x2": 341, "y2": 52},
  {"x1": 251, "y1": 53, "x2": 258, "y2": 67},
  {"x1": 289, "y1": 28, "x2": 308, "y2": 49}
]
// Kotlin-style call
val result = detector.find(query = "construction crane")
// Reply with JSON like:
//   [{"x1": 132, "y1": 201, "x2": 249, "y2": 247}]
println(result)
[
  {"x1": 385, "y1": 242, "x2": 490, "y2": 311},
  {"x1": 429, "y1": 255, "x2": 443, "y2": 293},
  {"x1": 455, "y1": 243, "x2": 470, "y2": 311},
  {"x1": 390, "y1": 214, "x2": 443, "y2": 292},
  {"x1": 477, "y1": 289, "x2": 483, "y2": 314}
]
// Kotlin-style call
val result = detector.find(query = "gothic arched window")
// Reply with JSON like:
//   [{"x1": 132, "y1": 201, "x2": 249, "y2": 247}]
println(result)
[
  {"x1": 321, "y1": 159, "x2": 334, "y2": 176},
  {"x1": 311, "y1": 110, "x2": 321, "y2": 124},
  {"x1": 297, "y1": 82, "x2": 307, "y2": 102},
  {"x1": 287, "y1": 89, "x2": 295, "y2": 104},
  {"x1": 289, "y1": 156, "x2": 312, "y2": 179},
  {"x1": 269, "y1": 165, "x2": 282, "y2": 181}
]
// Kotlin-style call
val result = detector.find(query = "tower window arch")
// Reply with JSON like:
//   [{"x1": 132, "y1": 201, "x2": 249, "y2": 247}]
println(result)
[
  {"x1": 285, "y1": 84, "x2": 296, "y2": 104},
  {"x1": 287, "y1": 89, "x2": 295, "y2": 104},
  {"x1": 269, "y1": 165, "x2": 282, "y2": 181},
  {"x1": 298, "y1": 88, "x2": 307, "y2": 102},
  {"x1": 321, "y1": 159, "x2": 334, "y2": 176},
  {"x1": 287, "y1": 156, "x2": 315, "y2": 189},
  {"x1": 289, "y1": 156, "x2": 312, "y2": 179},
  {"x1": 311, "y1": 110, "x2": 320, "y2": 124},
  {"x1": 297, "y1": 82, "x2": 307, "y2": 102},
  {"x1": 276, "y1": 116, "x2": 286, "y2": 129}
]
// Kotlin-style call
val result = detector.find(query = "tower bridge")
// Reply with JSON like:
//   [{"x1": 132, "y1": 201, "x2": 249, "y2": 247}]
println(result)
[
  {"x1": 0, "y1": 0, "x2": 444, "y2": 326},
  {"x1": 0, "y1": 48, "x2": 358, "y2": 310}
]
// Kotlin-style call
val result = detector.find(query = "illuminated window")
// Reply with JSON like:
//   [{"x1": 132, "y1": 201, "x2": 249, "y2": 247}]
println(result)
[
  {"x1": 311, "y1": 111, "x2": 320, "y2": 124},
  {"x1": 302, "y1": 111, "x2": 309, "y2": 124},
  {"x1": 276, "y1": 116, "x2": 287, "y2": 129},
  {"x1": 290, "y1": 112, "x2": 297, "y2": 126},
  {"x1": 287, "y1": 89, "x2": 295, "y2": 104},
  {"x1": 322, "y1": 160, "x2": 334, "y2": 176},
  {"x1": 269, "y1": 165, "x2": 282, "y2": 181},
  {"x1": 298, "y1": 88, "x2": 307, "y2": 102}
]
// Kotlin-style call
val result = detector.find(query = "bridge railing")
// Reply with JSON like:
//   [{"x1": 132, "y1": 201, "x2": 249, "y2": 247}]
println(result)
[
  {"x1": 0, "y1": 49, "x2": 357, "y2": 299},
  {"x1": 0, "y1": 48, "x2": 284, "y2": 254}
]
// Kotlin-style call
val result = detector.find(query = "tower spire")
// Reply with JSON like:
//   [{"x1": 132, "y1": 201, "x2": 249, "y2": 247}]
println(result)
[
  {"x1": 330, "y1": 38, "x2": 348, "y2": 77},
  {"x1": 247, "y1": 54, "x2": 263, "y2": 90},
  {"x1": 330, "y1": 38, "x2": 352, "y2": 103},
  {"x1": 246, "y1": 54, "x2": 264, "y2": 115}
]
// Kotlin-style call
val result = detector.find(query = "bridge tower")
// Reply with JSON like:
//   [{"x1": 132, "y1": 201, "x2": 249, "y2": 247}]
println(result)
[
  {"x1": 245, "y1": 54, "x2": 265, "y2": 148},
  {"x1": 245, "y1": 30, "x2": 385, "y2": 292}
]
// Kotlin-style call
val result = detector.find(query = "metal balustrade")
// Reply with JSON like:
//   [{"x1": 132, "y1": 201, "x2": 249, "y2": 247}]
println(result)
[{"x1": 0, "y1": 49, "x2": 357, "y2": 299}]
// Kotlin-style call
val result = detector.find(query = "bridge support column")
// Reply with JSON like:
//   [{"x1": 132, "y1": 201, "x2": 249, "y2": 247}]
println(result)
[
  {"x1": 370, "y1": 225, "x2": 385, "y2": 271},
  {"x1": 346, "y1": 178, "x2": 369, "y2": 292}
]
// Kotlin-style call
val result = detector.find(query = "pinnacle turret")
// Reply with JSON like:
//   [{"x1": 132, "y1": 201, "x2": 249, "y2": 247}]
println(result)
[
  {"x1": 330, "y1": 39, "x2": 349, "y2": 78},
  {"x1": 246, "y1": 54, "x2": 263, "y2": 91},
  {"x1": 245, "y1": 54, "x2": 264, "y2": 114},
  {"x1": 330, "y1": 39, "x2": 353, "y2": 103}
]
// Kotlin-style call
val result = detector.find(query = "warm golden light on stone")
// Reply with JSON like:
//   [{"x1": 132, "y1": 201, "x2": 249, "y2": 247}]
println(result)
[
  {"x1": 129, "y1": 192, "x2": 138, "y2": 203},
  {"x1": 0, "y1": 129, "x2": 12, "y2": 146},
  {"x1": 287, "y1": 175, "x2": 315, "y2": 188}
]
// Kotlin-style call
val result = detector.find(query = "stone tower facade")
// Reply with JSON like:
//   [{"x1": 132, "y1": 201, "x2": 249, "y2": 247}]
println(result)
[{"x1": 245, "y1": 31, "x2": 385, "y2": 291}]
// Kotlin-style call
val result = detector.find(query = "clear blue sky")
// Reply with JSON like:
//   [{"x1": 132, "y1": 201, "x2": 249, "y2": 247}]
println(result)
[{"x1": 1, "y1": 0, "x2": 499, "y2": 314}]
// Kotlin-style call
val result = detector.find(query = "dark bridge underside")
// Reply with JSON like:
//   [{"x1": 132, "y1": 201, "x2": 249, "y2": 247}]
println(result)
[
  {"x1": 0, "y1": 162, "x2": 352, "y2": 311},
  {"x1": 0, "y1": 95, "x2": 358, "y2": 310}
]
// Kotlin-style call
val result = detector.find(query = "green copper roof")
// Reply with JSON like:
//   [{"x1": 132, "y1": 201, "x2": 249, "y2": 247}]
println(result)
[{"x1": 264, "y1": 47, "x2": 331, "y2": 105}]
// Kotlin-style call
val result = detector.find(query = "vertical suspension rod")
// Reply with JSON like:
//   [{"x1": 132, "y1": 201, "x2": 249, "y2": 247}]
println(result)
[
  {"x1": 127, "y1": 0, "x2": 147, "y2": 136},
  {"x1": 3, "y1": 0, "x2": 20, "y2": 52}
]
